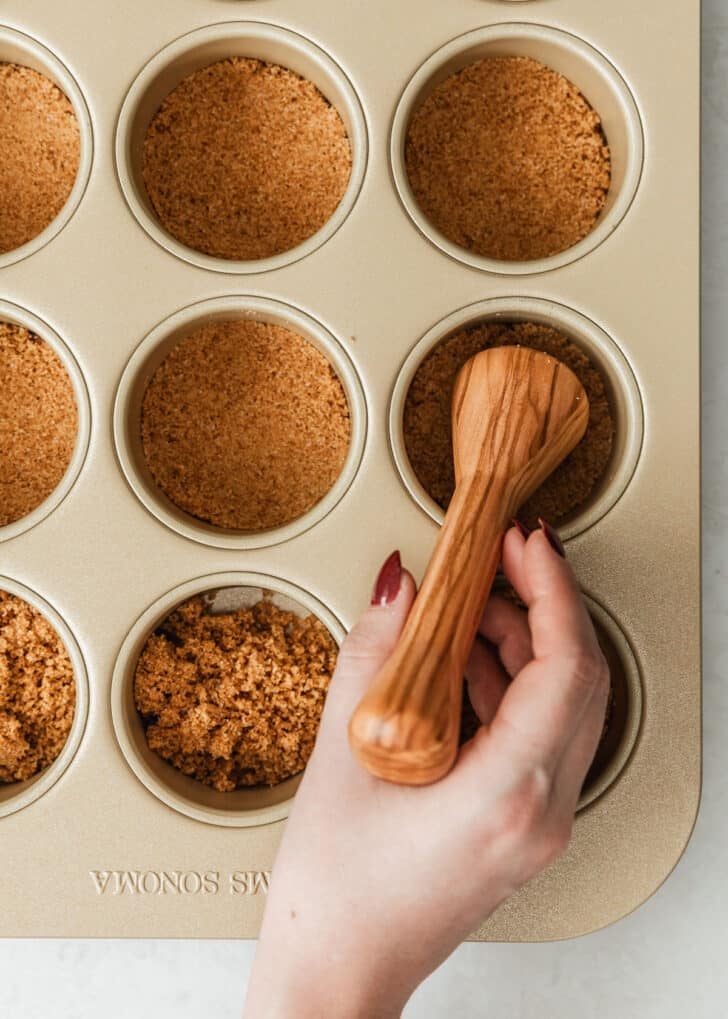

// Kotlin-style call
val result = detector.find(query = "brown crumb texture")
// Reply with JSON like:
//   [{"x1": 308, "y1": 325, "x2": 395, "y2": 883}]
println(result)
[
  {"x1": 133, "y1": 597, "x2": 338, "y2": 790},
  {"x1": 0, "y1": 322, "x2": 78, "y2": 527},
  {"x1": 405, "y1": 56, "x2": 611, "y2": 261},
  {"x1": 140, "y1": 319, "x2": 351, "y2": 531},
  {"x1": 403, "y1": 322, "x2": 614, "y2": 528},
  {"x1": 0, "y1": 591, "x2": 75, "y2": 783},
  {"x1": 0, "y1": 63, "x2": 80, "y2": 255},
  {"x1": 142, "y1": 57, "x2": 352, "y2": 261}
]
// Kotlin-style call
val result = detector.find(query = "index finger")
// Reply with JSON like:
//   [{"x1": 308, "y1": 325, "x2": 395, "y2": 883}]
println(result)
[
  {"x1": 502, "y1": 525, "x2": 601, "y2": 662},
  {"x1": 484, "y1": 529, "x2": 609, "y2": 771}
]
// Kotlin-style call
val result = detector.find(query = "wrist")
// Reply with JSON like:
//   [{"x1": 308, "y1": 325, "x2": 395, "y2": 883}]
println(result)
[
  {"x1": 246, "y1": 980, "x2": 404, "y2": 1019},
  {"x1": 245, "y1": 929, "x2": 412, "y2": 1019}
]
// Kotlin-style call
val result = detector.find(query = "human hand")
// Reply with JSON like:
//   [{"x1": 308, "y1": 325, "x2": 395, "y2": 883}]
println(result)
[{"x1": 245, "y1": 523, "x2": 609, "y2": 1018}]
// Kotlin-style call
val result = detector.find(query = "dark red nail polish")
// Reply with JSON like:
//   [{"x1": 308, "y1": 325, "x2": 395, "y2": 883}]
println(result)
[
  {"x1": 371, "y1": 551, "x2": 402, "y2": 605},
  {"x1": 511, "y1": 518, "x2": 531, "y2": 541},
  {"x1": 538, "y1": 518, "x2": 566, "y2": 558}
]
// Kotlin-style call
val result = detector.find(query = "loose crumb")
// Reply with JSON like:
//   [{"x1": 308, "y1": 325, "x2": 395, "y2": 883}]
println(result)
[
  {"x1": 0, "y1": 591, "x2": 75, "y2": 783},
  {"x1": 0, "y1": 63, "x2": 80, "y2": 254},
  {"x1": 405, "y1": 55, "x2": 611, "y2": 261},
  {"x1": 403, "y1": 321, "x2": 614, "y2": 528},
  {"x1": 0, "y1": 322, "x2": 78, "y2": 527},
  {"x1": 142, "y1": 57, "x2": 352, "y2": 260},
  {"x1": 133, "y1": 597, "x2": 338, "y2": 790},
  {"x1": 140, "y1": 319, "x2": 351, "y2": 531}
]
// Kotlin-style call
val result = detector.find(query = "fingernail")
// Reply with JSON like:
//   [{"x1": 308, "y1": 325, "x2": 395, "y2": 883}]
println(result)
[
  {"x1": 511, "y1": 518, "x2": 531, "y2": 541},
  {"x1": 538, "y1": 518, "x2": 566, "y2": 558},
  {"x1": 371, "y1": 551, "x2": 402, "y2": 605}
]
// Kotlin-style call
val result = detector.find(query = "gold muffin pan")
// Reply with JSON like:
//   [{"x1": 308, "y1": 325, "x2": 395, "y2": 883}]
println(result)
[{"x1": 0, "y1": 0, "x2": 699, "y2": 940}]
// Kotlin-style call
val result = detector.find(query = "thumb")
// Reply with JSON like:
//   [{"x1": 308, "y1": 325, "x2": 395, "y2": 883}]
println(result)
[{"x1": 321, "y1": 552, "x2": 417, "y2": 728}]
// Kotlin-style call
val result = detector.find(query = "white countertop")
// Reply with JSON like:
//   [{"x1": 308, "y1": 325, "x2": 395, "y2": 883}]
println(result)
[{"x1": 1, "y1": 4, "x2": 724, "y2": 1016}]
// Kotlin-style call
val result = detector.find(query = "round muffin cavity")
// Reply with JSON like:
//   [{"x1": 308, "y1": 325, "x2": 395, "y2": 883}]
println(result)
[
  {"x1": 0, "y1": 63, "x2": 80, "y2": 255},
  {"x1": 0, "y1": 322, "x2": 78, "y2": 527},
  {"x1": 0, "y1": 591, "x2": 75, "y2": 783},
  {"x1": 402, "y1": 321, "x2": 614, "y2": 528},
  {"x1": 404, "y1": 55, "x2": 611, "y2": 261},
  {"x1": 142, "y1": 57, "x2": 352, "y2": 261},
  {"x1": 140, "y1": 319, "x2": 352, "y2": 532},
  {"x1": 133, "y1": 595, "x2": 338, "y2": 790}
]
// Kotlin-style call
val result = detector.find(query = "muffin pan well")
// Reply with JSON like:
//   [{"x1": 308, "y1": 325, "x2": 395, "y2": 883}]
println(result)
[
  {"x1": 115, "y1": 22, "x2": 367, "y2": 274},
  {"x1": 391, "y1": 24, "x2": 644, "y2": 275},
  {"x1": 0, "y1": 300, "x2": 90, "y2": 543},
  {"x1": 111, "y1": 573, "x2": 344, "y2": 829},
  {"x1": 0, "y1": 0, "x2": 699, "y2": 941},
  {"x1": 0, "y1": 576, "x2": 88, "y2": 819},
  {"x1": 0, "y1": 26, "x2": 92, "y2": 269},
  {"x1": 113, "y1": 296, "x2": 366, "y2": 549},
  {"x1": 391, "y1": 298, "x2": 643, "y2": 540}
]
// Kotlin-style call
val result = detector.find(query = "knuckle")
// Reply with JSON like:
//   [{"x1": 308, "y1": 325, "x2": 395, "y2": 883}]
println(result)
[
  {"x1": 596, "y1": 653, "x2": 611, "y2": 694},
  {"x1": 567, "y1": 648, "x2": 610, "y2": 693},
  {"x1": 536, "y1": 821, "x2": 572, "y2": 869},
  {"x1": 338, "y1": 619, "x2": 377, "y2": 663},
  {"x1": 499, "y1": 766, "x2": 553, "y2": 843},
  {"x1": 485, "y1": 769, "x2": 575, "y2": 881},
  {"x1": 338, "y1": 604, "x2": 401, "y2": 666}
]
